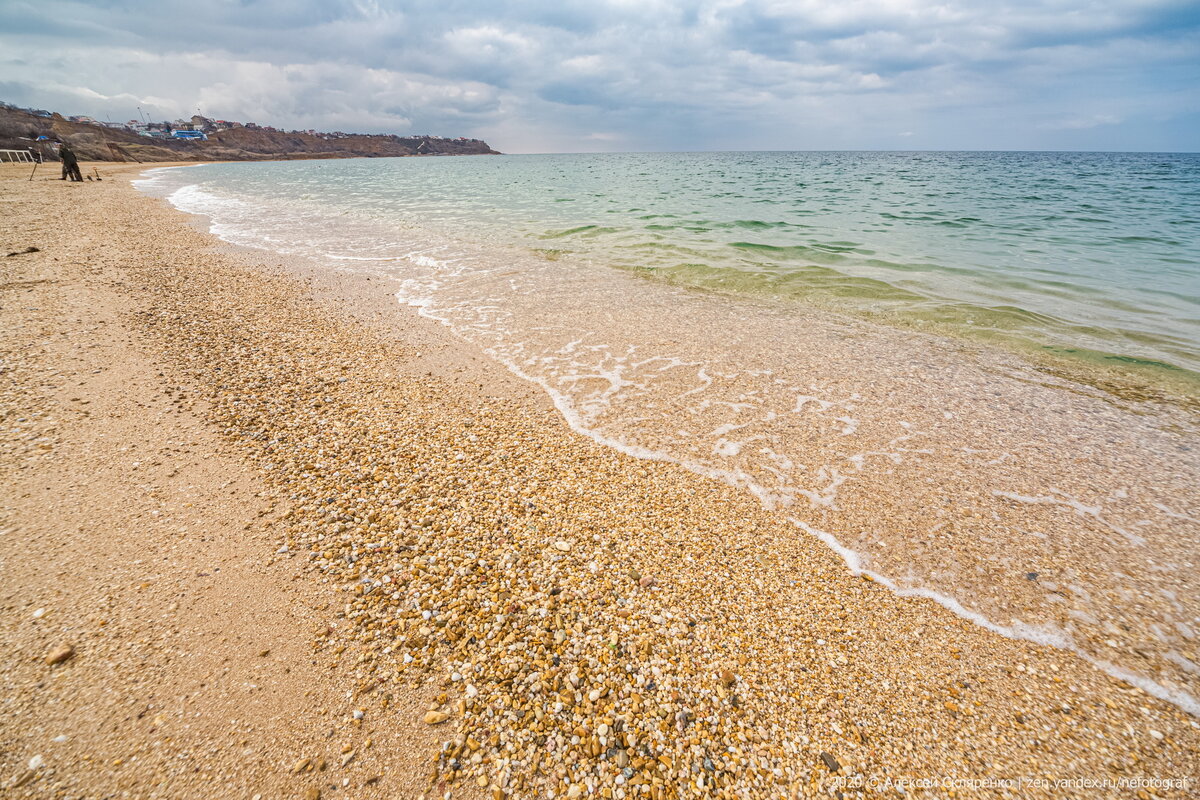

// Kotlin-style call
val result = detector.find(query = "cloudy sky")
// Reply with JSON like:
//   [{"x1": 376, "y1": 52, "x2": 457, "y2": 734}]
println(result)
[{"x1": 1, "y1": 0, "x2": 1197, "y2": 152}]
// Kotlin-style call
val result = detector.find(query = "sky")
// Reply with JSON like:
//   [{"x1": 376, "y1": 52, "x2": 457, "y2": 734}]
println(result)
[{"x1": 0, "y1": 0, "x2": 1197, "y2": 153}]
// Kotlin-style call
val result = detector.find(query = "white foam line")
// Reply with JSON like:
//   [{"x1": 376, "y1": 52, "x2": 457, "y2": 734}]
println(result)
[
  {"x1": 994, "y1": 489, "x2": 1146, "y2": 545},
  {"x1": 1154, "y1": 503, "x2": 1200, "y2": 525},
  {"x1": 326, "y1": 254, "x2": 408, "y2": 262},
  {"x1": 789, "y1": 518, "x2": 1200, "y2": 716}
]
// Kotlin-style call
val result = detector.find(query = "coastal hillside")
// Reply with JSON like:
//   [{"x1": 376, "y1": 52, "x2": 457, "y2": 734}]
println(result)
[{"x1": 0, "y1": 105, "x2": 499, "y2": 162}]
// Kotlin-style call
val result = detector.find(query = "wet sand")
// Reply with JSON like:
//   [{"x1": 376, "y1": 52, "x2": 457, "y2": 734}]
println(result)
[{"x1": 2, "y1": 162, "x2": 1198, "y2": 799}]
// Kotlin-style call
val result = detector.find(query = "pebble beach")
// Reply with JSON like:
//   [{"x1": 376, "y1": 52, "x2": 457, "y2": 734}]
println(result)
[{"x1": 2, "y1": 162, "x2": 1198, "y2": 798}]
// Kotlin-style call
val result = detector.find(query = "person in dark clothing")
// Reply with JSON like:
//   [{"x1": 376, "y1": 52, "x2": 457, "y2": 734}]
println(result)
[{"x1": 58, "y1": 143, "x2": 82, "y2": 182}]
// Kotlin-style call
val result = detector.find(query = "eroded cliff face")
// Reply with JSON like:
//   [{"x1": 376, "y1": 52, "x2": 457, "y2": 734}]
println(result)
[{"x1": 0, "y1": 107, "x2": 499, "y2": 162}]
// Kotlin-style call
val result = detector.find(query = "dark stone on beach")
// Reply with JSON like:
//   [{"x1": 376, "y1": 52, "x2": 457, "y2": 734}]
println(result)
[
  {"x1": 820, "y1": 752, "x2": 841, "y2": 773},
  {"x1": 1026, "y1": 572, "x2": 1039, "y2": 580}
]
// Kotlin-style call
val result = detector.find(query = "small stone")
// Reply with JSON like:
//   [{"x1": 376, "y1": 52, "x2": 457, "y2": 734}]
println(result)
[
  {"x1": 554, "y1": 540, "x2": 571, "y2": 552},
  {"x1": 352, "y1": 709, "x2": 364, "y2": 720},
  {"x1": 567, "y1": 784, "x2": 583, "y2": 798},
  {"x1": 292, "y1": 757, "x2": 311, "y2": 774},
  {"x1": 476, "y1": 775, "x2": 488, "y2": 787},
  {"x1": 257, "y1": 649, "x2": 271, "y2": 658},
  {"x1": 304, "y1": 789, "x2": 321, "y2": 800},
  {"x1": 719, "y1": 669, "x2": 735, "y2": 687},
  {"x1": 341, "y1": 750, "x2": 356, "y2": 767},
  {"x1": 1149, "y1": 729, "x2": 1164, "y2": 741},
  {"x1": 424, "y1": 710, "x2": 450, "y2": 725},
  {"x1": 32, "y1": 608, "x2": 46, "y2": 619},
  {"x1": 45, "y1": 644, "x2": 74, "y2": 665},
  {"x1": 820, "y1": 752, "x2": 841, "y2": 773},
  {"x1": 27, "y1": 755, "x2": 45, "y2": 770},
  {"x1": 638, "y1": 575, "x2": 656, "y2": 588}
]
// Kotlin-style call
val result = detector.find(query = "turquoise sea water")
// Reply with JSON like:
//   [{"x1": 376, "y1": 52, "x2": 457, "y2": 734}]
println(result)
[{"x1": 149, "y1": 151, "x2": 1200, "y2": 393}]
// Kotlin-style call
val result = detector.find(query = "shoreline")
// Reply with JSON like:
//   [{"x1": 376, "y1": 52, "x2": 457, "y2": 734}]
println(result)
[
  {"x1": 142, "y1": 162, "x2": 1200, "y2": 713},
  {"x1": 3, "y1": 162, "x2": 1199, "y2": 798}
]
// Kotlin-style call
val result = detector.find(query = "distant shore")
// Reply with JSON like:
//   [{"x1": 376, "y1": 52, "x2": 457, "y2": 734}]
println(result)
[
  {"x1": 0, "y1": 105, "x2": 500, "y2": 164},
  {"x1": 2, "y1": 161, "x2": 1197, "y2": 799}
]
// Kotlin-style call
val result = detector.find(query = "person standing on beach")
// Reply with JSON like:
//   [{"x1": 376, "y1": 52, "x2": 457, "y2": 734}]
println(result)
[{"x1": 58, "y1": 142, "x2": 82, "y2": 182}]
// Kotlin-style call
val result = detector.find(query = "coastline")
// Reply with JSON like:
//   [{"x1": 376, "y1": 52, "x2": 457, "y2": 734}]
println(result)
[{"x1": 3, "y1": 162, "x2": 1198, "y2": 798}]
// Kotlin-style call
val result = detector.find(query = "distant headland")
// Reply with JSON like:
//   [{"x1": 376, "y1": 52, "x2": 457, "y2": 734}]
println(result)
[{"x1": 0, "y1": 101, "x2": 500, "y2": 162}]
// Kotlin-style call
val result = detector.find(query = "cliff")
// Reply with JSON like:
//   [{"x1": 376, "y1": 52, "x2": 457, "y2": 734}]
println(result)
[{"x1": 0, "y1": 106, "x2": 500, "y2": 162}]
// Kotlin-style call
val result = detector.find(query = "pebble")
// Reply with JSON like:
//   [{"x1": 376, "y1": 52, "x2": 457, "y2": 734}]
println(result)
[
  {"x1": 423, "y1": 710, "x2": 450, "y2": 725},
  {"x1": 554, "y1": 540, "x2": 571, "y2": 552},
  {"x1": 45, "y1": 644, "x2": 74, "y2": 666}
]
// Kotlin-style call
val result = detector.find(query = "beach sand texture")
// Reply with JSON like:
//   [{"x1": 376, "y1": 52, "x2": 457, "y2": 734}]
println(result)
[{"x1": 1, "y1": 162, "x2": 1198, "y2": 798}]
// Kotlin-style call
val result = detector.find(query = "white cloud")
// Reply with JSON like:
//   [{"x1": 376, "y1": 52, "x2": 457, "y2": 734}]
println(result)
[{"x1": 0, "y1": 0, "x2": 1196, "y2": 151}]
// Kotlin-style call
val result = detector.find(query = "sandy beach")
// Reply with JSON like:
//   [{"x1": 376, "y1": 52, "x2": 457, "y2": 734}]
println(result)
[{"x1": 2, "y1": 161, "x2": 1198, "y2": 799}]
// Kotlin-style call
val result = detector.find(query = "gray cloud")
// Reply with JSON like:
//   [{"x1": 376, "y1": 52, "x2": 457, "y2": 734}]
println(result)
[{"x1": 0, "y1": 0, "x2": 1196, "y2": 151}]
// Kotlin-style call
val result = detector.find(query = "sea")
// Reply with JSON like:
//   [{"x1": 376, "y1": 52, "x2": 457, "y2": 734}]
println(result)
[{"x1": 136, "y1": 151, "x2": 1200, "y2": 714}]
